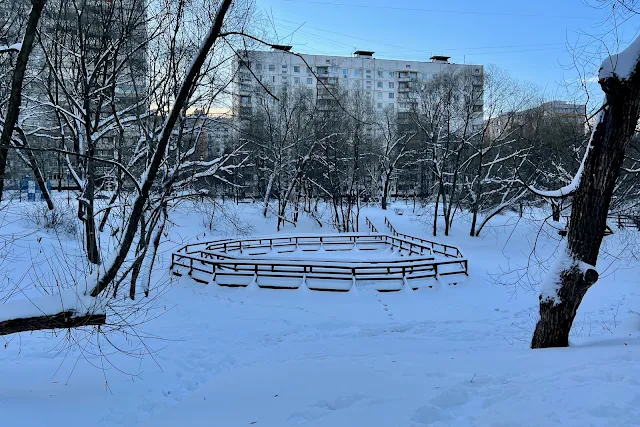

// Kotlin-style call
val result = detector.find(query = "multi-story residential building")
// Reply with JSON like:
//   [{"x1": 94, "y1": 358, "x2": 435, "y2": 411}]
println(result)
[
  {"x1": 232, "y1": 47, "x2": 484, "y2": 123},
  {"x1": 231, "y1": 47, "x2": 484, "y2": 199}
]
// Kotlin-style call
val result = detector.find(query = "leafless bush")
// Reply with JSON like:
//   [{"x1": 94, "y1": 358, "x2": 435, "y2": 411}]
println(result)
[{"x1": 27, "y1": 203, "x2": 79, "y2": 236}]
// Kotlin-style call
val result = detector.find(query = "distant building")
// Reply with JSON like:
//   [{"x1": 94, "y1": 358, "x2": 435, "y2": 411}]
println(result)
[
  {"x1": 183, "y1": 113, "x2": 234, "y2": 161},
  {"x1": 486, "y1": 101, "x2": 586, "y2": 141}
]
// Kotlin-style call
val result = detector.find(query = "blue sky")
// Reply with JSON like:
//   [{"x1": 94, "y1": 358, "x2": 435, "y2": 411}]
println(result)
[{"x1": 254, "y1": 0, "x2": 640, "y2": 103}]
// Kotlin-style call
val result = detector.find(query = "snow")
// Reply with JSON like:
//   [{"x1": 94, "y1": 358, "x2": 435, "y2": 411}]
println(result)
[
  {"x1": 539, "y1": 248, "x2": 571, "y2": 305},
  {"x1": 0, "y1": 289, "x2": 101, "y2": 323},
  {"x1": 526, "y1": 136, "x2": 592, "y2": 198},
  {"x1": 0, "y1": 197, "x2": 640, "y2": 426},
  {"x1": 0, "y1": 43, "x2": 21, "y2": 53},
  {"x1": 599, "y1": 34, "x2": 640, "y2": 80},
  {"x1": 540, "y1": 244, "x2": 598, "y2": 306}
]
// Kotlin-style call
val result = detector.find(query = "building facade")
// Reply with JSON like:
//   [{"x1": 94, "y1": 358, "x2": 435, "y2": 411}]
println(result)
[
  {"x1": 232, "y1": 48, "x2": 484, "y2": 121},
  {"x1": 230, "y1": 48, "x2": 484, "y2": 200}
]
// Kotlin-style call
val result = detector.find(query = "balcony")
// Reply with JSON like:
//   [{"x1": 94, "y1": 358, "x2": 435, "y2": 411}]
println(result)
[
  {"x1": 397, "y1": 71, "x2": 418, "y2": 82},
  {"x1": 316, "y1": 66, "x2": 329, "y2": 76},
  {"x1": 317, "y1": 77, "x2": 338, "y2": 87}
]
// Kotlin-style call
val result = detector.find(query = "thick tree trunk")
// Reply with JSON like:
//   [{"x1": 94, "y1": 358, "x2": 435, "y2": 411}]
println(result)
[
  {"x1": 0, "y1": 0, "x2": 48, "y2": 203},
  {"x1": 532, "y1": 265, "x2": 598, "y2": 348},
  {"x1": 532, "y1": 62, "x2": 640, "y2": 348}
]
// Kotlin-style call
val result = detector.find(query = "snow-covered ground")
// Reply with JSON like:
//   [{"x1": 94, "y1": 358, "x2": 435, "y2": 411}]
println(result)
[{"x1": 1, "y1": 197, "x2": 640, "y2": 426}]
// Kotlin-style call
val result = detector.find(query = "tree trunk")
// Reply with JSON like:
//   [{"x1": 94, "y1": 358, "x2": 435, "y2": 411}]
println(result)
[
  {"x1": 0, "y1": 0, "x2": 48, "y2": 203},
  {"x1": 532, "y1": 61, "x2": 640, "y2": 348},
  {"x1": 432, "y1": 191, "x2": 440, "y2": 236},
  {"x1": 263, "y1": 172, "x2": 275, "y2": 217},
  {"x1": 0, "y1": 311, "x2": 106, "y2": 336},
  {"x1": 381, "y1": 173, "x2": 390, "y2": 210},
  {"x1": 469, "y1": 204, "x2": 478, "y2": 237},
  {"x1": 552, "y1": 202, "x2": 561, "y2": 222},
  {"x1": 532, "y1": 265, "x2": 599, "y2": 348}
]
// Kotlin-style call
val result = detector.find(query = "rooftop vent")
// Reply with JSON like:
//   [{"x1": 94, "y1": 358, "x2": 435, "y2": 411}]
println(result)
[
  {"x1": 430, "y1": 55, "x2": 451, "y2": 63},
  {"x1": 354, "y1": 50, "x2": 374, "y2": 58},
  {"x1": 271, "y1": 44, "x2": 293, "y2": 52}
]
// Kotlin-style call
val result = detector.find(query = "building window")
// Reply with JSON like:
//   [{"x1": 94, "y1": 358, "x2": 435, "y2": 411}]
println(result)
[
  {"x1": 256, "y1": 63, "x2": 263, "y2": 71},
  {"x1": 353, "y1": 80, "x2": 360, "y2": 88},
  {"x1": 240, "y1": 96, "x2": 250, "y2": 104},
  {"x1": 377, "y1": 70, "x2": 383, "y2": 77},
  {"x1": 354, "y1": 69, "x2": 360, "y2": 77},
  {"x1": 294, "y1": 77, "x2": 300, "y2": 84},
  {"x1": 271, "y1": 76, "x2": 276, "y2": 82},
  {"x1": 406, "y1": 64, "x2": 411, "y2": 69},
  {"x1": 377, "y1": 92, "x2": 382, "y2": 99},
  {"x1": 307, "y1": 78, "x2": 313, "y2": 84},
  {"x1": 307, "y1": 67, "x2": 312, "y2": 73},
  {"x1": 388, "y1": 72, "x2": 394, "y2": 78},
  {"x1": 326, "y1": 59, "x2": 331, "y2": 64},
  {"x1": 294, "y1": 65, "x2": 300, "y2": 73},
  {"x1": 377, "y1": 103, "x2": 383, "y2": 109},
  {"x1": 377, "y1": 82, "x2": 383, "y2": 88},
  {"x1": 281, "y1": 76, "x2": 288, "y2": 82},
  {"x1": 342, "y1": 68, "x2": 349, "y2": 76},
  {"x1": 389, "y1": 93, "x2": 394, "y2": 99},
  {"x1": 331, "y1": 66, "x2": 339, "y2": 73},
  {"x1": 389, "y1": 82, "x2": 395, "y2": 89}
]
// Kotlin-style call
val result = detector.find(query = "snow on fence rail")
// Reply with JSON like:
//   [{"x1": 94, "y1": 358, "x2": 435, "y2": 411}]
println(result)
[
  {"x1": 382, "y1": 217, "x2": 465, "y2": 259},
  {"x1": 171, "y1": 222, "x2": 468, "y2": 292},
  {"x1": 366, "y1": 217, "x2": 378, "y2": 233}
]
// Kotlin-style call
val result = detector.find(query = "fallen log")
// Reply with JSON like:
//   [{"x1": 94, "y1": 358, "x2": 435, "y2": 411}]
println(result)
[{"x1": 0, "y1": 311, "x2": 106, "y2": 336}]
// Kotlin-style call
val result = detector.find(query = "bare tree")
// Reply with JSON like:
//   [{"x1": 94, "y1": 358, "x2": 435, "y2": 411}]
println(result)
[
  {"x1": 465, "y1": 68, "x2": 534, "y2": 236},
  {"x1": 0, "y1": 0, "x2": 244, "y2": 336},
  {"x1": 376, "y1": 107, "x2": 415, "y2": 210},
  {"x1": 0, "y1": 0, "x2": 53, "y2": 208}
]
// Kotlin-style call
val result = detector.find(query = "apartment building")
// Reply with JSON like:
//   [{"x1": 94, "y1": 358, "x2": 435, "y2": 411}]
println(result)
[{"x1": 232, "y1": 47, "x2": 484, "y2": 123}]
